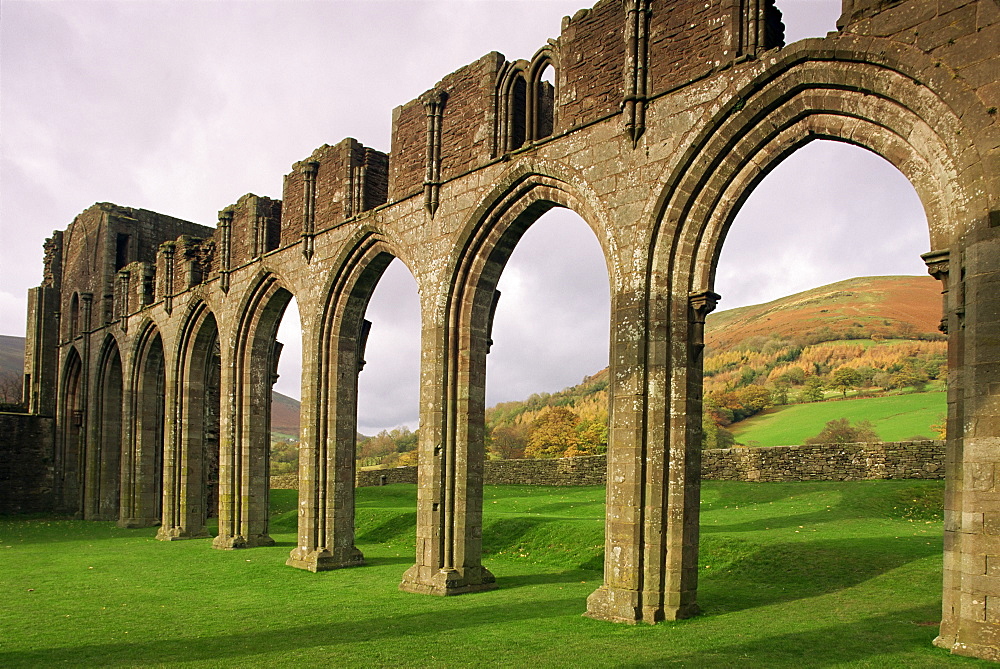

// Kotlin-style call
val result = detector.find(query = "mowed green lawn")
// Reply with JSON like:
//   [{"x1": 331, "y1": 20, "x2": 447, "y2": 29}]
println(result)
[
  {"x1": 0, "y1": 482, "x2": 988, "y2": 668},
  {"x1": 730, "y1": 391, "x2": 947, "y2": 446}
]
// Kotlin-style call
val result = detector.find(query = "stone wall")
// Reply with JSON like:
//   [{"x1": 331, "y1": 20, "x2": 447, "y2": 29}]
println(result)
[
  {"x1": 701, "y1": 440, "x2": 945, "y2": 482},
  {"x1": 0, "y1": 413, "x2": 54, "y2": 514},
  {"x1": 269, "y1": 440, "x2": 945, "y2": 489}
]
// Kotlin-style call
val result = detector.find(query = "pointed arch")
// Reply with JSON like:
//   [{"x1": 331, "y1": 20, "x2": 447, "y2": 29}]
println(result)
[
  {"x1": 86, "y1": 333, "x2": 123, "y2": 520},
  {"x1": 526, "y1": 44, "x2": 558, "y2": 142},
  {"x1": 159, "y1": 300, "x2": 220, "y2": 540},
  {"x1": 289, "y1": 227, "x2": 417, "y2": 571},
  {"x1": 400, "y1": 165, "x2": 618, "y2": 596},
  {"x1": 120, "y1": 321, "x2": 165, "y2": 528},
  {"x1": 56, "y1": 346, "x2": 84, "y2": 513},
  {"x1": 631, "y1": 43, "x2": 994, "y2": 624},
  {"x1": 214, "y1": 270, "x2": 294, "y2": 549}
]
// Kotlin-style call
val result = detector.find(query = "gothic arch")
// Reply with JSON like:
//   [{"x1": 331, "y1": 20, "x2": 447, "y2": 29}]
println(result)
[
  {"x1": 288, "y1": 228, "x2": 417, "y2": 571},
  {"x1": 496, "y1": 60, "x2": 529, "y2": 153},
  {"x1": 399, "y1": 168, "x2": 617, "y2": 596},
  {"x1": 121, "y1": 322, "x2": 165, "y2": 528},
  {"x1": 85, "y1": 334, "x2": 123, "y2": 520},
  {"x1": 57, "y1": 346, "x2": 84, "y2": 514},
  {"x1": 214, "y1": 271, "x2": 295, "y2": 549},
  {"x1": 159, "y1": 300, "x2": 220, "y2": 541},
  {"x1": 526, "y1": 44, "x2": 558, "y2": 142},
  {"x1": 637, "y1": 45, "x2": 995, "y2": 624}
]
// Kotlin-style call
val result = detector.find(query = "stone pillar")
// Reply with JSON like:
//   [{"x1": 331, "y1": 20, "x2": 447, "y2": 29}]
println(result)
[
  {"x1": 156, "y1": 340, "x2": 182, "y2": 539},
  {"x1": 287, "y1": 320, "x2": 364, "y2": 571},
  {"x1": 934, "y1": 227, "x2": 1000, "y2": 660},
  {"x1": 587, "y1": 284, "x2": 706, "y2": 623},
  {"x1": 399, "y1": 298, "x2": 495, "y2": 595},
  {"x1": 214, "y1": 331, "x2": 240, "y2": 548},
  {"x1": 214, "y1": 310, "x2": 276, "y2": 550}
]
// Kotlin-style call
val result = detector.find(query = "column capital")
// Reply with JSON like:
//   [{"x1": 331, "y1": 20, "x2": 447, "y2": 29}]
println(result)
[{"x1": 921, "y1": 249, "x2": 950, "y2": 281}]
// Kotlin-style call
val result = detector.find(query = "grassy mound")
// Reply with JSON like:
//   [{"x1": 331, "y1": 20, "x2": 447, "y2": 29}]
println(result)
[{"x1": 0, "y1": 481, "x2": 983, "y2": 668}]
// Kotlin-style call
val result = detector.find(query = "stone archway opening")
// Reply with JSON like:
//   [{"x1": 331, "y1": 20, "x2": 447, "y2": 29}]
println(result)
[
  {"x1": 286, "y1": 244, "x2": 419, "y2": 573},
  {"x1": 481, "y1": 204, "x2": 611, "y2": 576},
  {"x1": 705, "y1": 138, "x2": 938, "y2": 451},
  {"x1": 272, "y1": 296, "x2": 303, "y2": 490},
  {"x1": 58, "y1": 348, "x2": 84, "y2": 514},
  {"x1": 121, "y1": 328, "x2": 165, "y2": 528},
  {"x1": 214, "y1": 277, "x2": 295, "y2": 550},
  {"x1": 486, "y1": 208, "x2": 611, "y2": 459},
  {"x1": 355, "y1": 258, "x2": 421, "y2": 467},
  {"x1": 88, "y1": 336, "x2": 123, "y2": 521},
  {"x1": 159, "y1": 307, "x2": 222, "y2": 541}
]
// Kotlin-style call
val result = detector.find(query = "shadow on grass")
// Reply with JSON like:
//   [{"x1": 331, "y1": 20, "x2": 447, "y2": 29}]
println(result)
[
  {"x1": 0, "y1": 518, "x2": 158, "y2": 545},
  {"x1": 625, "y1": 606, "x2": 949, "y2": 668},
  {"x1": 0, "y1": 596, "x2": 580, "y2": 668},
  {"x1": 356, "y1": 511, "x2": 417, "y2": 543},
  {"x1": 493, "y1": 568, "x2": 600, "y2": 589},
  {"x1": 698, "y1": 535, "x2": 940, "y2": 614}
]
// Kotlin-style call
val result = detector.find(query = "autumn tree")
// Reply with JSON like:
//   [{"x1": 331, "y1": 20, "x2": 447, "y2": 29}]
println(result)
[
  {"x1": 525, "y1": 406, "x2": 580, "y2": 459},
  {"x1": 800, "y1": 376, "x2": 825, "y2": 402},
  {"x1": 489, "y1": 423, "x2": 529, "y2": 460},
  {"x1": 829, "y1": 367, "x2": 862, "y2": 398},
  {"x1": 804, "y1": 418, "x2": 880, "y2": 445}
]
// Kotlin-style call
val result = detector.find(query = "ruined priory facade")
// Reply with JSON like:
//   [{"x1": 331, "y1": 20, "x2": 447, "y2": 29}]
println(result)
[{"x1": 16, "y1": 0, "x2": 1000, "y2": 660}]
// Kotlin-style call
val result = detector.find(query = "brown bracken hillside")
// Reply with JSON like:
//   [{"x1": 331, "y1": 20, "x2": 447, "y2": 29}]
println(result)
[{"x1": 705, "y1": 275, "x2": 942, "y2": 353}]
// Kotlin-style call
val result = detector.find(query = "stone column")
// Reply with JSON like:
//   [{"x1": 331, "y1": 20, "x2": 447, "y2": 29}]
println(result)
[
  {"x1": 214, "y1": 330, "x2": 241, "y2": 548},
  {"x1": 287, "y1": 317, "x2": 365, "y2": 571},
  {"x1": 399, "y1": 296, "x2": 495, "y2": 595},
  {"x1": 934, "y1": 227, "x2": 1000, "y2": 660},
  {"x1": 586, "y1": 283, "x2": 706, "y2": 623}
]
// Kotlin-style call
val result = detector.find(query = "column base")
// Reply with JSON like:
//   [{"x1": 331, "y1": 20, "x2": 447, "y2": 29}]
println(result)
[
  {"x1": 585, "y1": 586, "x2": 699, "y2": 624},
  {"x1": 399, "y1": 564, "x2": 496, "y2": 596},
  {"x1": 117, "y1": 517, "x2": 160, "y2": 529},
  {"x1": 935, "y1": 632, "x2": 1000, "y2": 661},
  {"x1": 156, "y1": 526, "x2": 210, "y2": 541},
  {"x1": 286, "y1": 546, "x2": 365, "y2": 572},
  {"x1": 212, "y1": 533, "x2": 275, "y2": 550}
]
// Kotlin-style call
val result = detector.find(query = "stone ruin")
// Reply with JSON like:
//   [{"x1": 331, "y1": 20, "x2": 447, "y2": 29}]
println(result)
[{"x1": 6, "y1": 0, "x2": 999, "y2": 660}]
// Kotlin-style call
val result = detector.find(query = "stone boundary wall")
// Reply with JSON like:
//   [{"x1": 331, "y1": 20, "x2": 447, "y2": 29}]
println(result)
[
  {"x1": 269, "y1": 440, "x2": 945, "y2": 489},
  {"x1": 701, "y1": 440, "x2": 944, "y2": 482},
  {"x1": 0, "y1": 413, "x2": 54, "y2": 513}
]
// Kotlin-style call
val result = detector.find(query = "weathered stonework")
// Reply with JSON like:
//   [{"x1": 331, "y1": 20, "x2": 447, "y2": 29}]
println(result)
[{"x1": 14, "y1": 0, "x2": 999, "y2": 659}]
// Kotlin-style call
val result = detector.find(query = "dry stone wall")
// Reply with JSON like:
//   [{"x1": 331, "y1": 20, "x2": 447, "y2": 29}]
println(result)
[{"x1": 269, "y1": 440, "x2": 945, "y2": 489}]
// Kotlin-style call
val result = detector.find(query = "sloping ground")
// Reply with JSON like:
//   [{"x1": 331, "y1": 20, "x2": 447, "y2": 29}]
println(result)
[
  {"x1": 0, "y1": 335, "x2": 25, "y2": 379},
  {"x1": 729, "y1": 391, "x2": 947, "y2": 446},
  {"x1": 270, "y1": 391, "x2": 300, "y2": 436},
  {"x1": 705, "y1": 275, "x2": 942, "y2": 352}
]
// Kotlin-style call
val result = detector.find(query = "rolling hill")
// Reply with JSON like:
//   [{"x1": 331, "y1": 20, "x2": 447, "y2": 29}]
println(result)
[{"x1": 705, "y1": 275, "x2": 942, "y2": 352}]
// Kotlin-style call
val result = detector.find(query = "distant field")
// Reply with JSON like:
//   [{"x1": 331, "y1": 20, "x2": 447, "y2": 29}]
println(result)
[{"x1": 729, "y1": 391, "x2": 947, "y2": 446}]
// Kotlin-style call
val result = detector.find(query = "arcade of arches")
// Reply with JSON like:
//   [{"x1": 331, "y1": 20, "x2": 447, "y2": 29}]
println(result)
[{"x1": 13, "y1": 0, "x2": 1000, "y2": 660}]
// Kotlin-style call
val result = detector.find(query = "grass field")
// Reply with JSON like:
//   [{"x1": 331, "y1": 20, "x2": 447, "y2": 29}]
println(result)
[
  {"x1": 729, "y1": 390, "x2": 947, "y2": 447},
  {"x1": 0, "y1": 482, "x2": 988, "y2": 668}
]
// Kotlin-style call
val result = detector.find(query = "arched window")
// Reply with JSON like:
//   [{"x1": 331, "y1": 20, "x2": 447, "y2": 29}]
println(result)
[
  {"x1": 69, "y1": 293, "x2": 80, "y2": 339},
  {"x1": 528, "y1": 57, "x2": 556, "y2": 142}
]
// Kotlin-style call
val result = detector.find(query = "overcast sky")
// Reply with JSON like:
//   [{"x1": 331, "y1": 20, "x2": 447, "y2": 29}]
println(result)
[{"x1": 1, "y1": 0, "x2": 930, "y2": 434}]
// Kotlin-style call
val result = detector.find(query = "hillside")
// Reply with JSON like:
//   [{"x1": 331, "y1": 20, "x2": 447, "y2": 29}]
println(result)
[
  {"x1": 485, "y1": 275, "x2": 945, "y2": 457},
  {"x1": 705, "y1": 275, "x2": 942, "y2": 352},
  {"x1": 271, "y1": 392, "x2": 301, "y2": 437},
  {"x1": 0, "y1": 335, "x2": 24, "y2": 379}
]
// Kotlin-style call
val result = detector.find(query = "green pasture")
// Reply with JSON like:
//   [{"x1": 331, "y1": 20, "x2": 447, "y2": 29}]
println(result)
[
  {"x1": 730, "y1": 391, "x2": 947, "y2": 447},
  {"x1": 0, "y1": 481, "x2": 985, "y2": 667}
]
